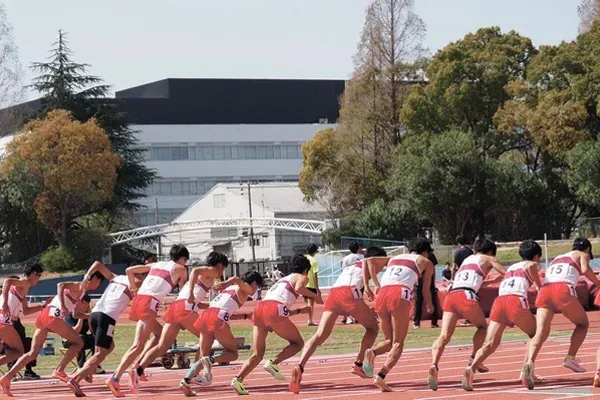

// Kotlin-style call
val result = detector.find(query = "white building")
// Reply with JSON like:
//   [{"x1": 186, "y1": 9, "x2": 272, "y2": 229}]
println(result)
[{"x1": 160, "y1": 182, "x2": 327, "y2": 262}]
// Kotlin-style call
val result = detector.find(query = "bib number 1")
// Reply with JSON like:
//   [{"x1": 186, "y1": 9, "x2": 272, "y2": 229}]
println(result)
[{"x1": 351, "y1": 287, "x2": 361, "y2": 299}]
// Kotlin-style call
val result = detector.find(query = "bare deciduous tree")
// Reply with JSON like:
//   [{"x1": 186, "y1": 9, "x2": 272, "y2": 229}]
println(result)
[
  {"x1": 578, "y1": 0, "x2": 600, "y2": 33},
  {"x1": 0, "y1": 3, "x2": 24, "y2": 135}
]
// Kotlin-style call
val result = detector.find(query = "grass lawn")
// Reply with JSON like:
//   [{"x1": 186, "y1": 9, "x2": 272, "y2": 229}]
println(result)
[{"x1": 26, "y1": 323, "x2": 568, "y2": 375}]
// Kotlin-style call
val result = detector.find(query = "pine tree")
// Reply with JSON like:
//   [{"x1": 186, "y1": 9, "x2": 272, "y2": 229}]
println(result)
[{"x1": 29, "y1": 30, "x2": 155, "y2": 229}]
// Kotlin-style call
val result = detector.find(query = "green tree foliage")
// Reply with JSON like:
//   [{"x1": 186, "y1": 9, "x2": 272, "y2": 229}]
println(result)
[{"x1": 353, "y1": 198, "x2": 422, "y2": 240}]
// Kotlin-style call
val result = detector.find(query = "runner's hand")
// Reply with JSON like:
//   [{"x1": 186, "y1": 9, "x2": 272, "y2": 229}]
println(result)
[
  {"x1": 213, "y1": 282, "x2": 227, "y2": 292},
  {"x1": 1, "y1": 303, "x2": 9, "y2": 316},
  {"x1": 314, "y1": 294, "x2": 324, "y2": 305},
  {"x1": 365, "y1": 287, "x2": 374, "y2": 302},
  {"x1": 188, "y1": 294, "x2": 195, "y2": 305},
  {"x1": 374, "y1": 285, "x2": 381, "y2": 295}
]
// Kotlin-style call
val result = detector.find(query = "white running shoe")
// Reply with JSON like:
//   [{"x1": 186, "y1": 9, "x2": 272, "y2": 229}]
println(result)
[
  {"x1": 191, "y1": 375, "x2": 212, "y2": 386},
  {"x1": 373, "y1": 375, "x2": 392, "y2": 392},
  {"x1": 563, "y1": 357, "x2": 586, "y2": 373},
  {"x1": 461, "y1": 367, "x2": 474, "y2": 391},
  {"x1": 201, "y1": 356, "x2": 213, "y2": 382},
  {"x1": 427, "y1": 365, "x2": 438, "y2": 391}
]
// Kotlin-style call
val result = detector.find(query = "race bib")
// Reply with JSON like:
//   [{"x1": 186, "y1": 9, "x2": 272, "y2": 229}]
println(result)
[
  {"x1": 519, "y1": 296, "x2": 530, "y2": 309},
  {"x1": 568, "y1": 284, "x2": 577, "y2": 297},
  {"x1": 52, "y1": 307, "x2": 63, "y2": 318},
  {"x1": 150, "y1": 299, "x2": 159, "y2": 312},
  {"x1": 184, "y1": 301, "x2": 196, "y2": 311},
  {"x1": 277, "y1": 304, "x2": 289, "y2": 317},
  {"x1": 107, "y1": 324, "x2": 115, "y2": 337},
  {"x1": 0, "y1": 314, "x2": 12, "y2": 325},
  {"x1": 218, "y1": 309, "x2": 230, "y2": 323},
  {"x1": 351, "y1": 287, "x2": 361, "y2": 300},
  {"x1": 109, "y1": 283, "x2": 126, "y2": 298},
  {"x1": 401, "y1": 288, "x2": 412, "y2": 301},
  {"x1": 464, "y1": 290, "x2": 478, "y2": 301}
]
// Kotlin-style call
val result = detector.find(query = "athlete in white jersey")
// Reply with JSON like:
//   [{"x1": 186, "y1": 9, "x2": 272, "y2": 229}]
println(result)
[
  {"x1": 520, "y1": 238, "x2": 600, "y2": 390},
  {"x1": 428, "y1": 238, "x2": 506, "y2": 392},
  {"x1": 135, "y1": 252, "x2": 228, "y2": 394},
  {"x1": 289, "y1": 247, "x2": 383, "y2": 394},
  {"x1": 180, "y1": 271, "x2": 262, "y2": 395},
  {"x1": 231, "y1": 256, "x2": 319, "y2": 395},
  {"x1": 0, "y1": 264, "x2": 45, "y2": 376},
  {"x1": 107, "y1": 245, "x2": 189, "y2": 398},
  {"x1": 462, "y1": 240, "x2": 543, "y2": 391},
  {"x1": 67, "y1": 267, "x2": 148, "y2": 397},
  {"x1": 0, "y1": 262, "x2": 107, "y2": 396},
  {"x1": 362, "y1": 239, "x2": 435, "y2": 392}
]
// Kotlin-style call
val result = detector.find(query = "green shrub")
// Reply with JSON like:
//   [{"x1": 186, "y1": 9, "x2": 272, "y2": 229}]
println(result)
[{"x1": 41, "y1": 246, "x2": 78, "y2": 272}]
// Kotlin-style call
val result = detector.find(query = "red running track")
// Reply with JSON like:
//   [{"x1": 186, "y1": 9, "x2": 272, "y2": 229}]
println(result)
[{"x1": 9, "y1": 324, "x2": 600, "y2": 399}]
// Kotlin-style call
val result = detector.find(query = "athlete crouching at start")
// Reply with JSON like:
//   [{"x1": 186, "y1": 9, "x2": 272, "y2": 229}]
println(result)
[
  {"x1": 179, "y1": 271, "x2": 263, "y2": 397},
  {"x1": 461, "y1": 240, "x2": 543, "y2": 391},
  {"x1": 362, "y1": 238, "x2": 435, "y2": 392},
  {"x1": 231, "y1": 254, "x2": 321, "y2": 395}
]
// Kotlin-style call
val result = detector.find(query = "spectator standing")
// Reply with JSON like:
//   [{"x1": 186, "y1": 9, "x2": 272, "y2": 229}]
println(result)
[
  {"x1": 454, "y1": 235, "x2": 474, "y2": 326},
  {"x1": 304, "y1": 244, "x2": 320, "y2": 326},
  {"x1": 414, "y1": 249, "x2": 440, "y2": 328},
  {"x1": 442, "y1": 262, "x2": 452, "y2": 282}
]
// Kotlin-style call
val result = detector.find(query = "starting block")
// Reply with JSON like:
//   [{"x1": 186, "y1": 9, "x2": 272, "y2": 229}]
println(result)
[{"x1": 160, "y1": 337, "x2": 250, "y2": 369}]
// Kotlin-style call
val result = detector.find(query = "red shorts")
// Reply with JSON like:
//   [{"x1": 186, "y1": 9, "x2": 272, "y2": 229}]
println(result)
[
  {"x1": 194, "y1": 307, "x2": 230, "y2": 334},
  {"x1": 489, "y1": 295, "x2": 533, "y2": 327},
  {"x1": 35, "y1": 307, "x2": 62, "y2": 329},
  {"x1": 164, "y1": 299, "x2": 198, "y2": 325},
  {"x1": 252, "y1": 300, "x2": 289, "y2": 331},
  {"x1": 129, "y1": 294, "x2": 160, "y2": 322},
  {"x1": 375, "y1": 285, "x2": 412, "y2": 315},
  {"x1": 536, "y1": 282, "x2": 580, "y2": 313},
  {"x1": 442, "y1": 289, "x2": 482, "y2": 320},
  {"x1": 324, "y1": 287, "x2": 363, "y2": 316}
]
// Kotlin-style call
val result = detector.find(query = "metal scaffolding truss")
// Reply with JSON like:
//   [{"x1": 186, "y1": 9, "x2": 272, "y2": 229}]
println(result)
[{"x1": 109, "y1": 217, "x2": 326, "y2": 246}]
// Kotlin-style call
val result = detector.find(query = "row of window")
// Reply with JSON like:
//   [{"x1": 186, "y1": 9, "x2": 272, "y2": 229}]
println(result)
[
  {"x1": 145, "y1": 144, "x2": 303, "y2": 161},
  {"x1": 133, "y1": 209, "x2": 185, "y2": 226},
  {"x1": 145, "y1": 176, "x2": 298, "y2": 197},
  {"x1": 210, "y1": 228, "x2": 269, "y2": 247}
]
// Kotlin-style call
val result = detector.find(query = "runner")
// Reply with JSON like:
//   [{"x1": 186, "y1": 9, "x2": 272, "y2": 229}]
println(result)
[
  {"x1": 428, "y1": 238, "x2": 506, "y2": 391},
  {"x1": 520, "y1": 238, "x2": 600, "y2": 390},
  {"x1": 106, "y1": 244, "x2": 189, "y2": 397},
  {"x1": 0, "y1": 261, "x2": 107, "y2": 396},
  {"x1": 179, "y1": 271, "x2": 263, "y2": 397},
  {"x1": 0, "y1": 264, "x2": 45, "y2": 374},
  {"x1": 361, "y1": 238, "x2": 435, "y2": 392},
  {"x1": 462, "y1": 240, "x2": 543, "y2": 391},
  {"x1": 66, "y1": 264, "x2": 149, "y2": 397},
  {"x1": 132, "y1": 251, "x2": 229, "y2": 392},
  {"x1": 231, "y1": 255, "x2": 320, "y2": 395},
  {"x1": 288, "y1": 246, "x2": 386, "y2": 394}
]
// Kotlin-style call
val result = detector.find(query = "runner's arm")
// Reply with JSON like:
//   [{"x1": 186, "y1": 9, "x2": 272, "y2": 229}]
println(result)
[
  {"x1": 58, "y1": 282, "x2": 79, "y2": 314},
  {"x1": 580, "y1": 253, "x2": 600, "y2": 287},
  {"x1": 22, "y1": 300, "x2": 45, "y2": 316},
  {"x1": 1, "y1": 278, "x2": 23, "y2": 313},
  {"x1": 216, "y1": 276, "x2": 253, "y2": 295},
  {"x1": 526, "y1": 262, "x2": 543, "y2": 289},
  {"x1": 482, "y1": 258, "x2": 506, "y2": 285},
  {"x1": 187, "y1": 267, "x2": 215, "y2": 302},
  {"x1": 126, "y1": 265, "x2": 150, "y2": 294},
  {"x1": 294, "y1": 275, "x2": 322, "y2": 303},
  {"x1": 365, "y1": 257, "x2": 389, "y2": 293},
  {"x1": 83, "y1": 261, "x2": 115, "y2": 282}
]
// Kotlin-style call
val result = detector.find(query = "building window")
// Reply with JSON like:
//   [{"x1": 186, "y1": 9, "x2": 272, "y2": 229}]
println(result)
[
  {"x1": 202, "y1": 146, "x2": 214, "y2": 160},
  {"x1": 257, "y1": 145, "x2": 267, "y2": 159},
  {"x1": 213, "y1": 193, "x2": 226, "y2": 208},
  {"x1": 211, "y1": 227, "x2": 237, "y2": 238},
  {"x1": 152, "y1": 147, "x2": 171, "y2": 160},
  {"x1": 171, "y1": 147, "x2": 189, "y2": 160},
  {"x1": 250, "y1": 237, "x2": 261, "y2": 247},
  {"x1": 242, "y1": 145, "x2": 256, "y2": 159}
]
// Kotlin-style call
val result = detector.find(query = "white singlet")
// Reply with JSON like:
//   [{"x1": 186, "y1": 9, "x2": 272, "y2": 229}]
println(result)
[
  {"x1": 0, "y1": 286, "x2": 25, "y2": 324},
  {"x1": 138, "y1": 261, "x2": 177, "y2": 302},
  {"x1": 499, "y1": 261, "x2": 533, "y2": 298},
  {"x1": 48, "y1": 288, "x2": 82, "y2": 319},
  {"x1": 177, "y1": 278, "x2": 211, "y2": 305},
  {"x1": 380, "y1": 254, "x2": 421, "y2": 289},
  {"x1": 332, "y1": 260, "x2": 365, "y2": 291},
  {"x1": 545, "y1": 252, "x2": 581, "y2": 286},
  {"x1": 92, "y1": 275, "x2": 133, "y2": 320},
  {"x1": 342, "y1": 253, "x2": 364, "y2": 268},
  {"x1": 453, "y1": 254, "x2": 485, "y2": 293},
  {"x1": 210, "y1": 285, "x2": 244, "y2": 324},
  {"x1": 265, "y1": 274, "x2": 299, "y2": 308}
]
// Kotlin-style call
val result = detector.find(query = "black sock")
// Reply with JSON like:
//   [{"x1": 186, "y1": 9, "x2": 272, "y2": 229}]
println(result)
[
  {"x1": 208, "y1": 356, "x2": 215, "y2": 364},
  {"x1": 136, "y1": 366, "x2": 144, "y2": 376},
  {"x1": 298, "y1": 364, "x2": 304, "y2": 374},
  {"x1": 378, "y1": 372, "x2": 387, "y2": 379},
  {"x1": 235, "y1": 376, "x2": 242, "y2": 382},
  {"x1": 354, "y1": 361, "x2": 363, "y2": 367}
]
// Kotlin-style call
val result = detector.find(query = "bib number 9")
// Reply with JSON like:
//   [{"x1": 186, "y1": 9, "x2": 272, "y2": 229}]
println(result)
[{"x1": 278, "y1": 304, "x2": 289, "y2": 317}]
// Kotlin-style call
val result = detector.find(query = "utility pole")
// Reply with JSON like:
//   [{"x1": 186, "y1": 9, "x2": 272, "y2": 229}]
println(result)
[
  {"x1": 247, "y1": 182, "x2": 257, "y2": 264},
  {"x1": 155, "y1": 198, "x2": 162, "y2": 259}
]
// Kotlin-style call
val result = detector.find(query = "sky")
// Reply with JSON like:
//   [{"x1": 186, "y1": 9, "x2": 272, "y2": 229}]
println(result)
[{"x1": 2, "y1": 0, "x2": 580, "y2": 100}]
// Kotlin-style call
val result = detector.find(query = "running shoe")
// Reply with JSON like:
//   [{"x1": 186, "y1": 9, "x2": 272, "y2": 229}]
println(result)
[
  {"x1": 52, "y1": 369, "x2": 69, "y2": 383},
  {"x1": 105, "y1": 376, "x2": 125, "y2": 398},
  {"x1": 96, "y1": 366, "x2": 106, "y2": 375},
  {"x1": 469, "y1": 357, "x2": 489, "y2": 373},
  {"x1": 134, "y1": 362, "x2": 148, "y2": 382},
  {"x1": 128, "y1": 367, "x2": 139, "y2": 394},
  {"x1": 289, "y1": 365, "x2": 303, "y2": 394},
  {"x1": 67, "y1": 379, "x2": 86, "y2": 397},
  {"x1": 594, "y1": 371, "x2": 600, "y2": 388},
  {"x1": 23, "y1": 370, "x2": 40, "y2": 380},
  {"x1": 461, "y1": 367, "x2": 474, "y2": 391},
  {"x1": 521, "y1": 361, "x2": 535, "y2": 390},
  {"x1": 200, "y1": 356, "x2": 213, "y2": 383},
  {"x1": 373, "y1": 375, "x2": 392, "y2": 392},
  {"x1": 263, "y1": 360, "x2": 285, "y2": 380},
  {"x1": 0, "y1": 377, "x2": 12, "y2": 397},
  {"x1": 363, "y1": 348, "x2": 375, "y2": 378},
  {"x1": 350, "y1": 364, "x2": 368, "y2": 379},
  {"x1": 519, "y1": 369, "x2": 544, "y2": 383},
  {"x1": 231, "y1": 377, "x2": 249, "y2": 395},
  {"x1": 564, "y1": 357, "x2": 586, "y2": 373},
  {"x1": 191, "y1": 375, "x2": 211, "y2": 386},
  {"x1": 427, "y1": 365, "x2": 438, "y2": 391},
  {"x1": 179, "y1": 379, "x2": 196, "y2": 397}
]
